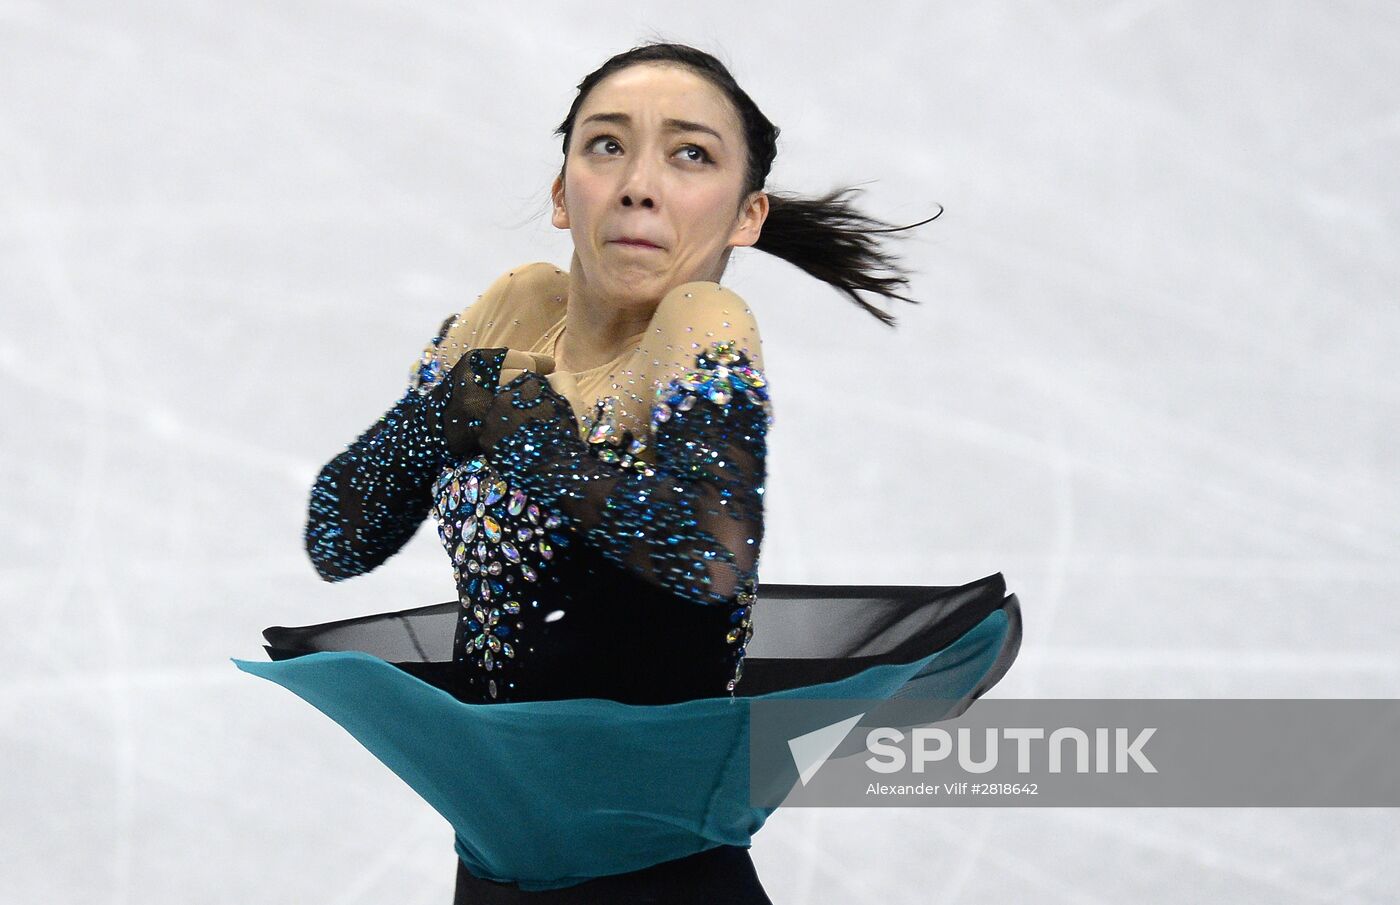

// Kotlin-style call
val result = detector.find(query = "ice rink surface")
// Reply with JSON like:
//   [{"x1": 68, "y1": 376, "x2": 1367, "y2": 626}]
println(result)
[{"x1": 1, "y1": 1, "x2": 1396, "y2": 902}]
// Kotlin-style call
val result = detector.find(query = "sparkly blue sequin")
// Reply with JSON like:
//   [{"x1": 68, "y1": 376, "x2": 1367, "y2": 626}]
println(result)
[{"x1": 407, "y1": 311, "x2": 457, "y2": 396}]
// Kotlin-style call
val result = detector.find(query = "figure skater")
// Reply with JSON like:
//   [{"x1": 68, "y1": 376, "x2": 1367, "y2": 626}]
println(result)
[{"x1": 234, "y1": 40, "x2": 1022, "y2": 904}]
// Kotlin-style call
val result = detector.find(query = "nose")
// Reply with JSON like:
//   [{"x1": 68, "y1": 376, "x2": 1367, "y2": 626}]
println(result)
[{"x1": 619, "y1": 154, "x2": 658, "y2": 209}]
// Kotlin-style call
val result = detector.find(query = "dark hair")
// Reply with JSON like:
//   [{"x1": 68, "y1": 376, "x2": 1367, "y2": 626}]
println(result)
[{"x1": 552, "y1": 41, "x2": 941, "y2": 326}]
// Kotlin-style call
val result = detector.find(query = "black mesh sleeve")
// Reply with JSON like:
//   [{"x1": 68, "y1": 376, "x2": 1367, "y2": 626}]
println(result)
[
  {"x1": 473, "y1": 339, "x2": 773, "y2": 607},
  {"x1": 303, "y1": 314, "x2": 498, "y2": 582}
]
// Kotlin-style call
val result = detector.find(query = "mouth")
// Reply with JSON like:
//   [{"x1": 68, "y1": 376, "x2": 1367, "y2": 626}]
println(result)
[{"x1": 610, "y1": 238, "x2": 664, "y2": 250}]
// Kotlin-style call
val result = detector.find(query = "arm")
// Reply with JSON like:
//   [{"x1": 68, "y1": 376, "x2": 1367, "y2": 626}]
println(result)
[
  {"x1": 301, "y1": 263, "x2": 562, "y2": 582},
  {"x1": 303, "y1": 313, "x2": 463, "y2": 582},
  {"x1": 475, "y1": 284, "x2": 773, "y2": 607}
]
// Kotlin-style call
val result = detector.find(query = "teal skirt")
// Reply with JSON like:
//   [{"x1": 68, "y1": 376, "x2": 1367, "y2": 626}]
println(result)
[{"x1": 231, "y1": 573, "x2": 1021, "y2": 892}]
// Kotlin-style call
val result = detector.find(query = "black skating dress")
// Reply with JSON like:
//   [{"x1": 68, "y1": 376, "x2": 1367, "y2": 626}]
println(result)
[{"x1": 232, "y1": 262, "x2": 1023, "y2": 901}]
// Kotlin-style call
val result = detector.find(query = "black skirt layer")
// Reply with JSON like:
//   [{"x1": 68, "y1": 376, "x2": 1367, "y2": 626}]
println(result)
[
  {"x1": 239, "y1": 574, "x2": 1022, "y2": 894},
  {"x1": 261, "y1": 574, "x2": 1022, "y2": 704}
]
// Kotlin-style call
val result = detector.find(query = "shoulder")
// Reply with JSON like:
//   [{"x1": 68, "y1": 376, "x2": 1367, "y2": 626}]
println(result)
[
  {"x1": 638, "y1": 280, "x2": 772, "y2": 438},
  {"x1": 620, "y1": 279, "x2": 770, "y2": 434},
  {"x1": 478, "y1": 260, "x2": 569, "y2": 315},
  {"x1": 642, "y1": 280, "x2": 765, "y2": 373},
  {"x1": 439, "y1": 261, "x2": 568, "y2": 359}
]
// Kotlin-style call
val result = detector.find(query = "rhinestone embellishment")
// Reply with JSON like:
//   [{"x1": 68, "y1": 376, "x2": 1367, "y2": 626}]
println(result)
[
  {"x1": 432, "y1": 453, "x2": 570, "y2": 699},
  {"x1": 726, "y1": 577, "x2": 757, "y2": 695},
  {"x1": 582, "y1": 395, "x2": 656, "y2": 475},
  {"x1": 652, "y1": 339, "x2": 773, "y2": 438}
]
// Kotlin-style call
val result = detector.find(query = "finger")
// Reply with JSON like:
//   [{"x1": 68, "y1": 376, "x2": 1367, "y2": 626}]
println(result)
[{"x1": 500, "y1": 350, "x2": 555, "y2": 374}]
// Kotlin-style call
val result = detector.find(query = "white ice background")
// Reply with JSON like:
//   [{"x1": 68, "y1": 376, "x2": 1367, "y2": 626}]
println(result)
[{"x1": 1, "y1": 2, "x2": 1396, "y2": 903}]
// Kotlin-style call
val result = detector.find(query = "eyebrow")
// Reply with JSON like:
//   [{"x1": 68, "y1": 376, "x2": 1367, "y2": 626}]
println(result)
[{"x1": 579, "y1": 112, "x2": 726, "y2": 145}]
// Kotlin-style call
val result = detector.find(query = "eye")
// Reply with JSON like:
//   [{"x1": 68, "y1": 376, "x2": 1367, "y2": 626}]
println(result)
[
  {"x1": 585, "y1": 135, "x2": 623, "y2": 156},
  {"x1": 676, "y1": 144, "x2": 714, "y2": 164}
]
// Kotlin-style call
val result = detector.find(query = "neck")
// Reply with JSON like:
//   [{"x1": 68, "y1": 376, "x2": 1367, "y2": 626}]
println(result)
[{"x1": 557, "y1": 251, "x2": 656, "y2": 372}]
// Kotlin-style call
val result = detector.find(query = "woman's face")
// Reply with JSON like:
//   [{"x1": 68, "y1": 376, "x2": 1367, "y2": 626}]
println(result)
[{"x1": 551, "y1": 63, "x2": 767, "y2": 306}]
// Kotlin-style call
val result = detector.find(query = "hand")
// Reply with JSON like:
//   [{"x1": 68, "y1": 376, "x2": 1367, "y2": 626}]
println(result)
[
  {"x1": 498, "y1": 350, "x2": 555, "y2": 385},
  {"x1": 435, "y1": 348, "x2": 556, "y2": 460}
]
